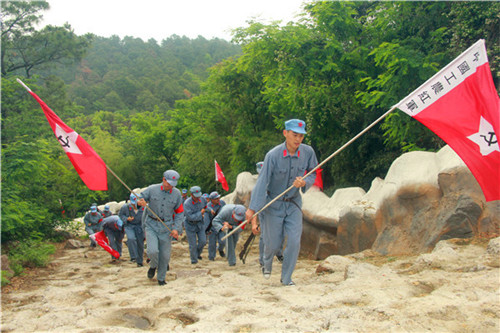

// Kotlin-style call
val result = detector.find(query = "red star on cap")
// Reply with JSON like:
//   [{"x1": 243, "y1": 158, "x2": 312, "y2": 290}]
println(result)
[
  {"x1": 172, "y1": 176, "x2": 176, "y2": 179},
  {"x1": 299, "y1": 122, "x2": 303, "y2": 127}
]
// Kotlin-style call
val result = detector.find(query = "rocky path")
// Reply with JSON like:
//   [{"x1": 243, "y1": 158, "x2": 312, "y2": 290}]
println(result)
[{"x1": 2, "y1": 233, "x2": 499, "y2": 332}]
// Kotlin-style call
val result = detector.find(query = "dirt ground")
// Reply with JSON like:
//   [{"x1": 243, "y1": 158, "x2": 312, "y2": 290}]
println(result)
[{"x1": 2, "y1": 232, "x2": 499, "y2": 332}]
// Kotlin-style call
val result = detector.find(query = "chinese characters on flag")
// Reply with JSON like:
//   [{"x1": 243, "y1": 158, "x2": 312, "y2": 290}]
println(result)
[{"x1": 395, "y1": 40, "x2": 499, "y2": 201}]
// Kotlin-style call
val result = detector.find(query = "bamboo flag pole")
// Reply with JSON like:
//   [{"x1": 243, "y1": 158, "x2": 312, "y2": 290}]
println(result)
[
  {"x1": 222, "y1": 106, "x2": 397, "y2": 241},
  {"x1": 105, "y1": 165, "x2": 174, "y2": 234}
]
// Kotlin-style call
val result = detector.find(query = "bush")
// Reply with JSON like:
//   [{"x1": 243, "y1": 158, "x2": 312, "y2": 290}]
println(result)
[
  {"x1": 8, "y1": 240, "x2": 56, "y2": 276},
  {"x1": 1, "y1": 270, "x2": 14, "y2": 287}
]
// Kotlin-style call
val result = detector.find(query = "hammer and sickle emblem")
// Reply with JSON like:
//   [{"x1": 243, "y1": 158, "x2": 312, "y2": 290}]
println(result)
[
  {"x1": 58, "y1": 135, "x2": 71, "y2": 148},
  {"x1": 480, "y1": 132, "x2": 497, "y2": 147}
]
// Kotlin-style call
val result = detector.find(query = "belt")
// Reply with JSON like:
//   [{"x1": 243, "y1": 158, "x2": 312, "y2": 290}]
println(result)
[
  {"x1": 148, "y1": 214, "x2": 164, "y2": 222},
  {"x1": 187, "y1": 220, "x2": 202, "y2": 224},
  {"x1": 281, "y1": 197, "x2": 301, "y2": 210}
]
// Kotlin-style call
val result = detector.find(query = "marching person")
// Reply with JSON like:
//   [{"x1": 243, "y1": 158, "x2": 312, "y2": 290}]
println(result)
[
  {"x1": 102, "y1": 204, "x2": 113, "y2": 218},
  {"x1": 254, "y1": 161, "x2": 284, "y2": 267},
  {"x1": 204, "y1": 191, "x2": 226, "y2": 260},
  {"x1": 181, "y1": 189, "x2": 189, "y2": 202},
  {"x1": 84, "y1": 205, "x2": 103, "y2": 247},
  {"x1": 184, "y1": 186, "x2": 208, "y2": 264},
  {"x1": 212, "y1": 204, "x2": 247, "y2": 266},
  {"x1": 246, "y1": 119, "x2": 318, "y2": 286},
  {"x1": 137, "y1": 170, "x2": 184, "y2": 286},
  {"x1": 179, "y1": 188, "x2": 190, "y2": 238},
  {"x1": 119, "y1": 193, "x2": 145, "y2": 267},
  {"x1": 101, "y1": 215, "x2": 125, "y2": 261}
]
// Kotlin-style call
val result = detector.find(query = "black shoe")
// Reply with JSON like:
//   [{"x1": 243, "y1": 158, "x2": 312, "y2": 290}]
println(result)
[
  {"x1": 191, "y1": 261, "x2": 198, "y2": 264},
  {"x1": 146, "y1": 258, "x2": 151, "y2": 264},
  {"x1": 91, "y1": 243, "x2": 96, "y2": 248},
  {"x1": 209, "y1": 258, "x2": 215, "y2": 261},
  {"x1": 137, "y1": 263, "x2": 143, "y2": 267},
  {"x1": 197, "y1": 255, "x2": 202, "y2": 260},
  {"x1": 158, "y1": 280, "x2": 166, "y2": 286},
  {"x1": 219, "y1": 250, "x2": 225, "y2": 258},
  {"x1": 130, "y1": 258, "x2": 136, "y2": 262},
  {"x1": 276, "y1": 255, "x2": 284, "y2": 263},
  {"x1": 147, "y1": 267, "x2": 156, "y2": 279},
  {"x1": 167, "y1": 264, "x2": 170, "y2": 271}
]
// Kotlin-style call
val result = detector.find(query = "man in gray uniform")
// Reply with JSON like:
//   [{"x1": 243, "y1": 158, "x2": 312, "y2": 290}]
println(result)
[
  {"x1": 102, "y1": 205, "x2": 112, "y2": 218},
  {"x1": 246, "y1": 119, "x2": 318, "y2": 286},
  {"x1": 254, "y1": 161, "x2": 284, "y2": 267},
  {"x1": 84, "y1": 205, "x2": 103, "y2": 247},
  {"x1": 184, "y1": 186, "x2": 207, "y2": 264},
  {"x1": 212, "y1": 204, "x2": 247, "y2": 266},
  {"x1": 119, "y1": 193, "x2": 145, "y2": 266},
  {"x1": 101, "y1": 215, "x2": 125, "y2": 261},
  {"x1": 138, "y1": 170, "x2": 184, "y2": 286},
  {"x1": 204, "y1": 191, "x2": 226, "y2": 260}
]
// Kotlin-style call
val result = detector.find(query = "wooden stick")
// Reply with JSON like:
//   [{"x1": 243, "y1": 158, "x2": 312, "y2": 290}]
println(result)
[{"x1": 221, "y1": 106, "x2": 396, "y2": 241}]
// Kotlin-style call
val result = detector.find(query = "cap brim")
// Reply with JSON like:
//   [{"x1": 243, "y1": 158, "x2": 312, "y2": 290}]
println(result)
[
  {"x1": 193, "y1": 192, "x2": 202, "y2": 198},
  {"x1": 166, "y1": 179, "x2": 178, "y2": 186},
  {"x1": 291, "y1": 128, "x2": 306, "y2": 134},
  {"x1": 234, "y1": 214, "x2": 245, "y2": 221}
]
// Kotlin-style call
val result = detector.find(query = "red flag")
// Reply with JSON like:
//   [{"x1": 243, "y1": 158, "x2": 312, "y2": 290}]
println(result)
[
  {"x1": 90, "y1": 231, "x2": 120, "y2": 259},
  {"x1": 313, "y1": 168, "x2": 324, "y2": 190},
  {"x1": 395, "y1": 40, "x2": 499, "y2": 202},
  {"x1": 19, "y1": 80, "x2": 108, "y2": 191},
  {"x1": 215, "y1": 159, "x2": 229, "y2": 191}
]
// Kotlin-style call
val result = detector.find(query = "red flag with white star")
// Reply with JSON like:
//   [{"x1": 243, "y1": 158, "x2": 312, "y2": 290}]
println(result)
[
  {"x1": 394, "y1": 40, "x2": 499, "y2": 201},
  {"x1": 19, "y1": 80, "x2": 108, "y2": 190}
]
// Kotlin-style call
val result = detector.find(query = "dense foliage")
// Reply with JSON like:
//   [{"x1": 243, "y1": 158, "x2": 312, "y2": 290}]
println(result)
[{"x1": 2, "y1": 1, "x2": 499, "y2": 248}]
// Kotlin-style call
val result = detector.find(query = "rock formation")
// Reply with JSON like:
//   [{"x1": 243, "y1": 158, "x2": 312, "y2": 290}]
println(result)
[{"x1": 224, "y1": 145, "x2": 499, "y2": 259}]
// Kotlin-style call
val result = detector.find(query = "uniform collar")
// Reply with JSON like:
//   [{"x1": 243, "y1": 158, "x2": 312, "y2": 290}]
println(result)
[
  {"x1": 282, "y1": 142, "x2": 301, "y2": 158},
  {"x1": 160, "y1": 185, "x2": 173, "y2": 194}
]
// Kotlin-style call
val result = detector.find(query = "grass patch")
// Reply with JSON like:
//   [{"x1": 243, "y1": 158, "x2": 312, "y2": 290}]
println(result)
[
  {"x1": 1, "y1": 270, "x2": 14, "y2": 287},
  {"x1": 7, "y1": 240, "x2": 56, "y2": 276}
]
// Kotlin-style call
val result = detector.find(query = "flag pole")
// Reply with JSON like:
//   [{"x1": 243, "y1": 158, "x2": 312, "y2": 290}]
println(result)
[
  {"x1": 17, "y1": 78, "x2": 32, "y2": 92},
  {"x1": 105, "y1": 165, "x2": 174, "y2": 234},
  {"x1": 17, "y1": 78, "x2": 174, "y2": 233},
  {"x1": 222, "y1": 106, "x2": 397, "y2": 241}
]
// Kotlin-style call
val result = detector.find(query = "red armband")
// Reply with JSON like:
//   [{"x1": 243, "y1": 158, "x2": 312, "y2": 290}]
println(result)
[{"x1": 174, "y1": 204, "x2": 184, "y2": 214}]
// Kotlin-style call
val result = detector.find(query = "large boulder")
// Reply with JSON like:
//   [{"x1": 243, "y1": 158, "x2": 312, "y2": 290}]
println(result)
[
  {"x1": 222, "y1": 172, "x2": 257, "y2": 206},
  {"x1": 303, "y1": 145, "x2": 498, "y2": 257}
]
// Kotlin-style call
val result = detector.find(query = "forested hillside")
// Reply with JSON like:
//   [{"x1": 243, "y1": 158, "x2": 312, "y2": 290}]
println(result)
[{"x1": 2, "y1": 0, "x2": 499, "y2": 251}]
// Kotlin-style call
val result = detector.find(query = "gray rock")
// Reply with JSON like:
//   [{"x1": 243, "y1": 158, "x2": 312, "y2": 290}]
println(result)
[
  {"x1": 65, "y1": 239, "x2": 86, "y2": 249},
  {"x1": 486, "y1": 237, "x2": 500, "y2": 255}
]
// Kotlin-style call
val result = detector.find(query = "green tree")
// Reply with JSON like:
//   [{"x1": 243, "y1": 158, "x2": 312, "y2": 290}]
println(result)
[{"x1": 1, "y1": 0, "x2": 92, "y2": 77}]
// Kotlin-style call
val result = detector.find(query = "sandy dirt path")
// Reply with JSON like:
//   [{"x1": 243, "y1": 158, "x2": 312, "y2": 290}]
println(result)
[{"x1": 2, "y1": 232, "x2": 499, "y2": 332}]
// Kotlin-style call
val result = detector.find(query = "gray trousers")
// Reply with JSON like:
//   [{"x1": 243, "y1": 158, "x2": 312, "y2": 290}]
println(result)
[
  {"x1": 145, "y1": 226, "x2": 172, "y2": 282},
  {"x1": 184, "y1": 221, "x2": 207, "y2": 263},
  {"x1": 125, "y1": 224, "x2": 144, "y2": 264},
  {"x1": 261, "y1": 203, "x2": 302, "y2": 285}
]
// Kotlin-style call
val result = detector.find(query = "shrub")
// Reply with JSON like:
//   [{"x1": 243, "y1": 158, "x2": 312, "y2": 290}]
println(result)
[{"x1": 8, "y1": 240, "x2": 56, "y2": 276}]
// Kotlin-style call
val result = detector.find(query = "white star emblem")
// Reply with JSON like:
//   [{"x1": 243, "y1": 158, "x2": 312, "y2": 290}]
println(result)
[
  {"x1": 55, "y1": 123, "x2": 82, "y2": 155},
  {"x1": 467, "y1": 116, "x2": 499, "y2": 156}
]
